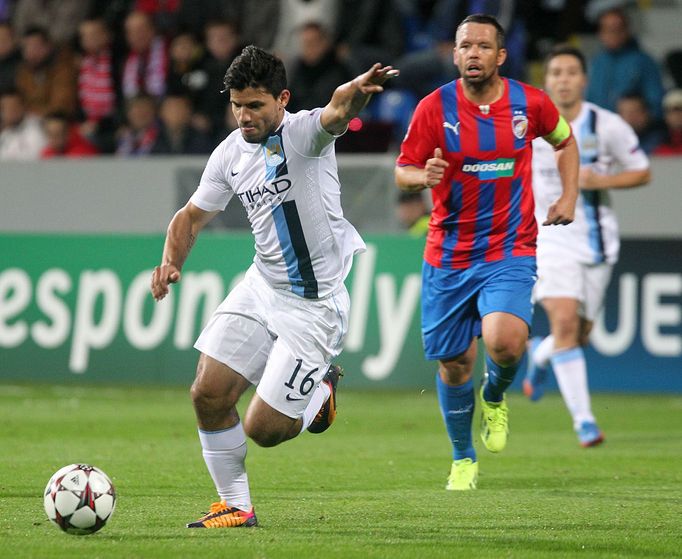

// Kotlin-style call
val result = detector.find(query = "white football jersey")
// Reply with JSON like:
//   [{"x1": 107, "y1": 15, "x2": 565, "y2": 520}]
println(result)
[
  {"x1": 532, "y1": 101, "x2": 649, "y2": 264},
  {"x1": 190, "y1": 109, "x2": 365, "y2": 298}
]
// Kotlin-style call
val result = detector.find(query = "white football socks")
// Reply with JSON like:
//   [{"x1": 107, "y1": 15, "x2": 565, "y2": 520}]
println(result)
[
  {"x1": 198, "y1": 422, "x2": 252, "y2": 511},
  {"x1": 533, "y1": 335, "x2": 555, "y2": 368},
  {"x1": 299, "y1": 381, "x2": 331, "y2": 433},
  {"x1": 550, "y1": 347, "x2": 596, "y2": 429}
]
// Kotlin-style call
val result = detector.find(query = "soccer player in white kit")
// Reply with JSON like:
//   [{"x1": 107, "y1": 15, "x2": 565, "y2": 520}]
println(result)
[
  {"x1": 150, "y1": 46, "x2": 399, "y2": 527},
  {"x1": 524, "y1": 45, "x2": 650, "y2": 446}
]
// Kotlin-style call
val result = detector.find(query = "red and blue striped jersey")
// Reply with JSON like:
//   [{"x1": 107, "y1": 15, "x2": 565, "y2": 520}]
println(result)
[{"x1": 397, "y1": 78, "x2": 562, "y2": 269}]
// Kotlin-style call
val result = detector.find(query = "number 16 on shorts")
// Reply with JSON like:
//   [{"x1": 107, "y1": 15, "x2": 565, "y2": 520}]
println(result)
[{"x1": 256, "y1": 342, "x2": 329, "y2": 419}]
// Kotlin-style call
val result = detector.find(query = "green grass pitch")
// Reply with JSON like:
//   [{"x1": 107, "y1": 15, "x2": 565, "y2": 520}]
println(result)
[{"x1": 0, "y1": 383, "x2": 680, "y2": 559}]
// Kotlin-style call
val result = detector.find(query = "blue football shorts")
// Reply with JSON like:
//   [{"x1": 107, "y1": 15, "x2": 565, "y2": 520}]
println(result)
[{"x1": 421, "y1": 256, "x2": 537, "y2": 361}]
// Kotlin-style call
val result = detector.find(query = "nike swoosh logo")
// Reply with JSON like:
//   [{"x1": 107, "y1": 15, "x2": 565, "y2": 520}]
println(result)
[
  {"x1": 286, "y1": 394, "x2": 303, "y2": 401},
  {"x1": 230, "y1": 170, "x2": 239, "y2": 176}
]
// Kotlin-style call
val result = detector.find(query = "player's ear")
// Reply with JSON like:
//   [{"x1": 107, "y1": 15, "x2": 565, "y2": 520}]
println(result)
[
  {"x1": 497, "y1": 47, "x2": 507, "y2": 68},
  {"x1": 278, "y1": 90, "x2": 291, "y2": 108}
]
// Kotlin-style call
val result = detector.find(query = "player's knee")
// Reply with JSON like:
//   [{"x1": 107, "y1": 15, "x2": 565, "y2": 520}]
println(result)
[
  {"x1": 190, "y1": 379, "x2": 240, "y2": 414},
  {"x1": 552, "y1": 315, "x2": 580, "y2": 342},
  {"x1": 487, "y1": 339, "x2": 525, "y2": 366}
]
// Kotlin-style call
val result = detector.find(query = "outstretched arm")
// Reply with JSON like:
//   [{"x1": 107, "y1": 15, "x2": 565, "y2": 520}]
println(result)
[
  {"x1": 579, "y1": 167, "x2": 650, "y2": 190},
  {"x1": 151, "y1": 202, "x2": 219, "y2": 301},
  {"x1": 321, "y1": 63, "x2": 399, "y2": 136}
]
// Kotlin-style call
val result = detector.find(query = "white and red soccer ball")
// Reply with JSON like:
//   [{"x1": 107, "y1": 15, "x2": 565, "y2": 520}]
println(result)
[{"x1": 44, "y1": 464, "x2": 116, "y2": 535}]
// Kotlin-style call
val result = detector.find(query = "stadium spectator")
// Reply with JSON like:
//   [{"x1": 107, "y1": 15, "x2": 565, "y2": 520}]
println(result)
[
  {"x1": 121, "y1": 11, "x2": 168, "y2": 101},
  {"x1": 166, "y1": 31, "x2": 207, "y2": 102},
  {"x1": 0, "y1": 0, "x2": 12, "y2": 22},
  {"x1": 41, "y1": 111, "x2": 99, "y2": 158},
  {"x1": 77, "y1": 17, "x2": 118, "y2": 153},
  {"x1": 616, "y1": 94, "x2": 665, "y2": 154},
  {"x1": 396, "y1": 191, "x2": 429, "y2": 237},
  {"x1": 171, "y1": 0, "x2": 280, "y2": 51},
  {"x1": 132, "y1": 0, "x2": 181, "y2": 38},
  {"x1": 272, "y1": 0, "x2": 338, "y2": 64},
  {"x1": 151, "y1": 95, "x2": 213, "y2": 155},
  {"x1": 150, "y1": 45, "x2": 398, "y2": 529},
  {"x1": 396, "y1": 1, "x2": 527, "y2": 100},
  {"x1": 396, "y1": 0, "x2": 459, "y2": 54},
  {"x1": 525, "y1": 45, "x2": 650, "y2": 448},
  {"x1": 286, "y1": 22, "x2": 352, "y2": 112},
  {"x1": 653, "y1": 89, "x2": 682, "y2": 156},
  {"x1": 586, "y1": 7, "x2": 664, "y2": 120},
  {"x1": 225, "y1": 0, "x2": 280, "y2": 51},
  {"x1": 116, "y1": 93, "x2": 159, "y2": 156},
  {"x1": 664, "y1": 49, "x2": 682, "y2": 89},
  {"x1": 0, "y1": 89, "x2": 46, "y2": 160},
  {"x1": 194, "y1": 19, "x2": 245, "y2": 136},
  {"x1": 394, "y1": 14, "x2": 579, "y2": 491},
  {"x1": 15, "y1": 26, "x2": 78, "y2": 118},
  {"x1": 335, "y1": 0, "x2": 404, "y2": 76},
  {"x1": 12, "y1": 0, "x2": 91, "y2": 47},
  {"x1": 0, "y1": 22, "x2": 20, "y2": 92}
]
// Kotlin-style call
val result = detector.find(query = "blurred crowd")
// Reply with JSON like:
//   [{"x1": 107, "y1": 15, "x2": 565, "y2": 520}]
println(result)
[{"x1": 1, "y1": 0, "x2": 681, "y2": 161}]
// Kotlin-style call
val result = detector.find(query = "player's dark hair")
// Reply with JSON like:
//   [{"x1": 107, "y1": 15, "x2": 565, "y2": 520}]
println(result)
[
  {"x1": 456, "y1": 14, "x2": 505, "y2": 49},
  {"x1": 223, "y1": 45, "x2": 287, "y2": 98},
  {"x1": 545, "y1": 44, "x2": 587, "y2": 75}
]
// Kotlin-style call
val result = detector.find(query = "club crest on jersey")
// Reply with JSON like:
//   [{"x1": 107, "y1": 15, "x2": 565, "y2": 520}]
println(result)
[
  {"x1": 512, "y1": 113, "x2": 528, "y2": 139},
  {"x1": 264, "y1": 136, "x2": 285, "y2": 167}
]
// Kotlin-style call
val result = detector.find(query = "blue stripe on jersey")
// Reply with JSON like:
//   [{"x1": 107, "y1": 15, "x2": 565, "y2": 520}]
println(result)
[
  {"x1": 476, "y1": 116, "x2": 496, "y2": 151},
  {"x1": 441, "y1": 83, "x2": 460, "y2": 153},
  {"x1": 579, "y1": 109, "x2": 599, "y2": 165},
  {"x1": 582, "y1": 191, "x2": 606, "y2": 263},
  {"x1": 440, "y1": 180, "x2": 463, "y2": 267},
  {"x1": 507, "y1": 80, "x2": 528, "y2": 151},
  {"x1": 503, "y1": 178, "x2": 523, "y2": 257},
  {"x1": 580, "y1": 109, "x2": 606, "y2": 263},
  {"x1": 272, "y1": 201, "x2": 319, "y2": 298},
  {"x1": 472, "y1": 182, "x2": 496, "y2": 256}
]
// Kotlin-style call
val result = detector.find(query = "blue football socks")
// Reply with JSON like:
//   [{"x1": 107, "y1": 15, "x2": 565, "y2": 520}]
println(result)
[
  {"x1": 436, "y1": 374, "x2": 476, "y2": 461},
  {"x1": 483, "y1": 352, "x2": 527, "y2": 403}
]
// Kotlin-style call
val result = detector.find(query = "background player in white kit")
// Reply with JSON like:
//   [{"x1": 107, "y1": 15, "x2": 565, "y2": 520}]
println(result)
[
  {"x1": 150, "y1": 45, "x2": 398, "y2": 528},
  {"x1": 524, "y1": 45, "x2": 650, "y2": 446}
]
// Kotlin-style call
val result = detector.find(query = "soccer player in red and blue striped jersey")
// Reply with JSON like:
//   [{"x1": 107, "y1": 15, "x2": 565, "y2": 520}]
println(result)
[{"x1": 395, "y1": 14, "x2": 579, "y2": 490}]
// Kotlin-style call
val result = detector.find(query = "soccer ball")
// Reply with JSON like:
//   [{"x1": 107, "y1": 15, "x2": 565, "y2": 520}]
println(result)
[{"x1": 43, "y1": 464, "x2": 116, "y2": 535}]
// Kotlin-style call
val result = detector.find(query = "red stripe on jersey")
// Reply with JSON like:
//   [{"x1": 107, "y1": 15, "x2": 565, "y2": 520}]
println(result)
[{"x1": 397, "y1": 79, "x2": 560, "y2": 269}]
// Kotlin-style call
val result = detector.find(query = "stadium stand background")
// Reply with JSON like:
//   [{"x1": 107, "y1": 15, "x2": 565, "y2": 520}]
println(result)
[{"x1": 1, "y1": 0, "x2": 681, "y2": 391}]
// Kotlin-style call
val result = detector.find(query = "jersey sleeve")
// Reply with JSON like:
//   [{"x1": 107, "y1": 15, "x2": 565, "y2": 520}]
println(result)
[
  {"x1": 606, "y1": 113, "x2": 650, "y2": 171},
  {"x1": 396, "y1": 98, "x2": 437, "y2": 168},
  {"x1": 285, "y1": 109, "x2": 339, "y2": 158},
  {"x1": 190, "y1": 142, "x2": 234, "y2": 211}
]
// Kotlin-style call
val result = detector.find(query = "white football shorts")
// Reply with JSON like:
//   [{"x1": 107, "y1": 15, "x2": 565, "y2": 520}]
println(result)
[
  {"x1": 534, "y1": 254, "x2": 613, "y2": 321},
  {"x1": 194, "y1": 264, "x2": 349, "y2": 418}
]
